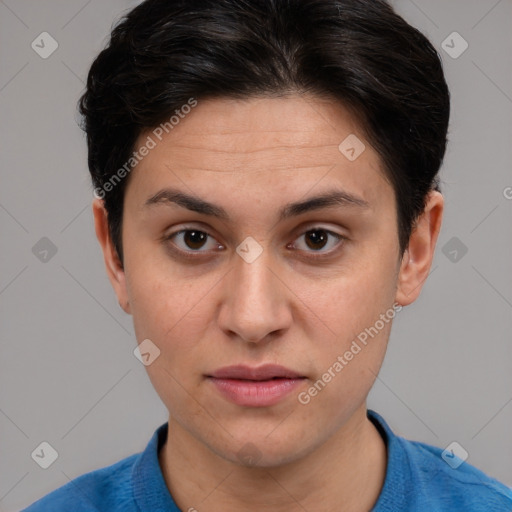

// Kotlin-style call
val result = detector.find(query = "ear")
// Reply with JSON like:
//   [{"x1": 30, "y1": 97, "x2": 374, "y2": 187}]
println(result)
[
  {"x1": 395, "y1": 190, "x2": 443, "y2": 306},
  {"x1": 92, "y1": 198, "x2": 131, "y2": 315}
]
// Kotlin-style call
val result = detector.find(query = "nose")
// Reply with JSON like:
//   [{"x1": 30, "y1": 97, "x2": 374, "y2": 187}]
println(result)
[{"x1": 217, "y1": 243, "x2": 293, "y2": 344}]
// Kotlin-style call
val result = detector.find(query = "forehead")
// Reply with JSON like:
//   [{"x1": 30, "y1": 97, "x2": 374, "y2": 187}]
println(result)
[
  {"x1": 144, "y1": 95, "x2": 364, "y2": 165},
  {"x1": 124, "y1": 94, "x2": 390, "y2": 209}
]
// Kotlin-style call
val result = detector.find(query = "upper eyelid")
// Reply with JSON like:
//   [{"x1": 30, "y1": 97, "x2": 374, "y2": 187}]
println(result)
[{"x1": 166, "y1": 223, "x2": 344, "y2": 239}]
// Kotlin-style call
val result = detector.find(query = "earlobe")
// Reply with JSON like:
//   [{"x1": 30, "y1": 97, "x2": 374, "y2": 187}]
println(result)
[
  {"x1": 395, "y1": 191, "x2": 444, "y2": 306},
  {"x1": 92, "y1": 198, "x2": 131, "y2": 315}
]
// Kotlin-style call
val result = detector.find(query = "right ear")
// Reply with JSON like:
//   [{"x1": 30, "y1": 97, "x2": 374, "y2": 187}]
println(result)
[{"x1": 92, "y1": 198, "x2": 131, "y2": 315}]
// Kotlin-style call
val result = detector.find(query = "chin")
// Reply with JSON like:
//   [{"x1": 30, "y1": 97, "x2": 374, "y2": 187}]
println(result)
[{"x1": 211, "y1": 428, "x2": 318, "y2": 469}]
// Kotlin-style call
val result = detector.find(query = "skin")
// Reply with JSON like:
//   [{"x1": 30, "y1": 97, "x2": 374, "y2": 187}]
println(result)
[{"x1": 93, "y1": 94, "x2": 443, "y2": 512}]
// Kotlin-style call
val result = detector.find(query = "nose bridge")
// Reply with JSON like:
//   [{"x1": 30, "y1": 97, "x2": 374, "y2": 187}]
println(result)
[
  {"x1": 235, "y1": 251, "x2": 274, "y2": 308},
  {"x1": 219, "y1": 242, "x2": 290, "y2": 343}
]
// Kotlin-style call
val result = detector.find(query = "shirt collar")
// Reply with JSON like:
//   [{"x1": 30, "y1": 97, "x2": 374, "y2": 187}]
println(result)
[
  {"x1": 131, "y1": 422, "x2": 180, "y2": 511},
  {"x1": 367, "y1": 408, "x2": 409, "y2": 511}
]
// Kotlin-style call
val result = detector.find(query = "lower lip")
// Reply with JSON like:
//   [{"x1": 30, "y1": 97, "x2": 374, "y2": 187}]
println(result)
[{"x1": 208, "y1": 377, "x2": 305, "y2": 407}]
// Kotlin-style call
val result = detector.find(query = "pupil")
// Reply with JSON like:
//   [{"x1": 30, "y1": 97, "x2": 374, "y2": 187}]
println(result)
[
  {"x1": 306, "y1": 229, "x2": 327, "y2": 250},
  {"x1": 185, "y1": 230, "x2": 206, "y2": 250}
]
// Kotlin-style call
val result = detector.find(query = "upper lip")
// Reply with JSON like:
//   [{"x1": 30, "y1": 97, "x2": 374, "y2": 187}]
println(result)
[{"x1": 208, "y1": 364, "x2": 304, "y2": 380}]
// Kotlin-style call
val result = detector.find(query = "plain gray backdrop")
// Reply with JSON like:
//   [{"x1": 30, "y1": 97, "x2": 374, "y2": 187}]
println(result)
[{"x1": 1, "y1": 0, "x2": 511, "y2": 510}]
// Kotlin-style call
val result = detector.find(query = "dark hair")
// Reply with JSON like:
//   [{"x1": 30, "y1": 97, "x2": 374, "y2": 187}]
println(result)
[{"x1": 78, "y1": 0, "x2": 450, "y2": 265}]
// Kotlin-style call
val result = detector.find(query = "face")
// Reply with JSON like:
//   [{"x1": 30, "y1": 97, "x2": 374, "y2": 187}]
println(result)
[{"x1": 94, "y1": 94, "x2": 441, "y2": 467}]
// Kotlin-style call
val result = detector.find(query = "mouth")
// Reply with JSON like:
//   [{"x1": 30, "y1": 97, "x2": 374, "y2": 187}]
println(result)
[
  {"x1": 207, "y1": 363, "x2": 305, "y2": 380},
  {"x1": 206, "y1": 364, "x2": 307, "y2": 407}
]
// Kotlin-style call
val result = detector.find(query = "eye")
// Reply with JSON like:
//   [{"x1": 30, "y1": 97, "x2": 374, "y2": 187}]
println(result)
[
  {"x1": 166, "y1": 229, "x2": 223, "y2": 254},
  {"x1": 290, "y1": 228, "x2": 345, "y2": 255}
]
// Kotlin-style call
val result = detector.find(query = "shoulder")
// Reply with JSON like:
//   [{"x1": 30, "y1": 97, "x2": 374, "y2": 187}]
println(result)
[
  {"x1": 21, "y1": 453, "x2": 139, "y2": 512},
  {"x1": 400, "y1": 436, "x2": 512, "y2": 510},
  {"x1": 368, "y1": 410, "x2": 512, "y2": 512}
]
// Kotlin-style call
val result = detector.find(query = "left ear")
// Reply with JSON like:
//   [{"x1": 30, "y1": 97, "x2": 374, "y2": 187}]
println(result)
[{"x1": 395, "y1": 190, "x2": 444, "y2": 306}]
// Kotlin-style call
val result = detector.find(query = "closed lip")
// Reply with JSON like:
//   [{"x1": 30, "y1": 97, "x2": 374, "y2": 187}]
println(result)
[{"x1": 207, "y1": 364, "x2": 305, "y2": 380}]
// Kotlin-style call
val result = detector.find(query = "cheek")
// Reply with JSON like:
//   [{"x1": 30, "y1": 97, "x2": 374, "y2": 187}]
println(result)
[
  {"x1": 123, "y1": 230, "x2": 202, "y2": 336},
  {"x1": 307, "y1": 254, "x2": 398, "y2": 345},
  {"x1": 128, "y1": 270, "x2": 208, "y2": 346},
  {"x1": 297, "y1": 247, "x2": 398, "y2": 402},
  {"x1": 298, "y1": 278, "x2": 394, "y2": 420},
  {"x1": 126, "y1": 269, "x2": 215, "y2": 418},
  {"x1": 125, "y1": 251, "x2": 225, "y2": 389}
]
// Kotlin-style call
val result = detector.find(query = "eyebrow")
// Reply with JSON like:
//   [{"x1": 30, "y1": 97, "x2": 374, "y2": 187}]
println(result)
[{"x1": 143, "y1": 187, "x2": 370, "y2": 221}]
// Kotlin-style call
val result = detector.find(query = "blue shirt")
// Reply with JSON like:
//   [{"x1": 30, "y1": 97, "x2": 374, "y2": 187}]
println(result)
[{"x1": 23, "y1": 409, "x2": 512, "y2": 511}]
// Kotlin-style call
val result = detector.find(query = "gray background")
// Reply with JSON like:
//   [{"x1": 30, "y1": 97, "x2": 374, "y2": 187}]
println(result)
[{"x1": 1, "y1": 0, "x2": 511, "y2": 510}]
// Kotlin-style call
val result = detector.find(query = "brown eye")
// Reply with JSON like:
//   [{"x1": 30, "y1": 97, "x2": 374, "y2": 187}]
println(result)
[
  {"x1": 166, "y1": 229, "x2": 222, "y2": 253},
  {"x1": 292, "y1": 228, "x2": 344, "y2": 255},
  {"x1": 183, "y1": 230, "x2": 208, "y2": 250},
  {"x1": 304, "y1": 229, "x2": 329, "y2": 250}
]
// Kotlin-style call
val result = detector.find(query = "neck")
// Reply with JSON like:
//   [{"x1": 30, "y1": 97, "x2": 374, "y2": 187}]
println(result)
[{"x1": 159, "y1": 404, "x2": 387, "y2": 512}]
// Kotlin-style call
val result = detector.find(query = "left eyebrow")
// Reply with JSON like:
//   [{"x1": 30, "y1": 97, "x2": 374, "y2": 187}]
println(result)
[
  {"x1": 279, "y1": 189, "x2": 370, "y2": 221},
  {"x1": 143, "y1": 187, "x2": 370, "y2": 221}
]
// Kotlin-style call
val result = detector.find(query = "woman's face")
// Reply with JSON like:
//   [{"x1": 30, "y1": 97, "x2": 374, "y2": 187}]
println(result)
[{"x1": 97, "y1": 94, "x2": 415, "y2": 466}]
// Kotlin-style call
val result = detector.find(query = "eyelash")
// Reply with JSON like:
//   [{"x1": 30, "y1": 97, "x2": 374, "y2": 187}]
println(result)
[{"x1": 163, "y1": 226, "x2": 346, "y2": 261}]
